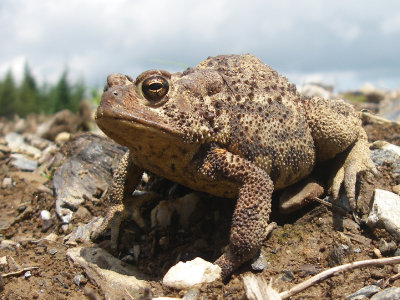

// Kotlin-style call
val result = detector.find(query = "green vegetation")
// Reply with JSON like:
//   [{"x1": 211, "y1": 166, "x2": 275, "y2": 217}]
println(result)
[
  {"x1": 0, "y1": 63, "x2": 87, "y2": 118},
  {"x1": 341, "y1": 92, "x2": 368, "y2": 104}
]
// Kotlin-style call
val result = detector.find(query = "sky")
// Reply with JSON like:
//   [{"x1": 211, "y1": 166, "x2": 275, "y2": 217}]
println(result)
[{"x1": 1, "y1": 0, "x2": 400, "y2": 92}]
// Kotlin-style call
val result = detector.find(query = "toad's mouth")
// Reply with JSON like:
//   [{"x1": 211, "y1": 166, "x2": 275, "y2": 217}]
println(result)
[{"x1": 95, "y1": 102, "x2": 184, "y2": 148}]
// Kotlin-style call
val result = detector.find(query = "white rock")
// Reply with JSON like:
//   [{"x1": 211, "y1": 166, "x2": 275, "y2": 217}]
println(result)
[
  {"x1": 379, "y1": 142, "x2": 400, "y2": 156},
  {"x1": 0, "y1": 256, "x2": 8, "y2": 271},
  {"x1": 67, "y1": 247, "x2": 147, "y2": 299},
  {"x1": 163, "y1": 257, "x2": 221, "y2": 289},
  {"x1": 1, "y1": 177, "x2": 12, "y2": 189},
  {"x1": 173, "y1": 193, "x2": 200, "y2": 228},
  {"x1": 151, "y1": 200, "x2": 174, "y2": 228},
  {"x1": 5, "y1": 132, "x2": 41, "y2": 158},
  {"x1": 55, "y1": 132, "x2": 71, "y2": 145},
  {"x1": 40, "y1": 210, "x2": 51, "y2": 221},
  {"x1": 367, "y1": 189, "x2": 400, "y2": 241},
  {"x1": 10, "y1": 153, "x2": 38, "y2": 171}
]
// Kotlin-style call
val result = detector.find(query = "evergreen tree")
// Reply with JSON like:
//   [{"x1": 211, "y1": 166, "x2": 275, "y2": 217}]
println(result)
[
  {"x1": 0, "y1": 70, "x2": 17, "y2": 118},
  {"x1": 17, "y1": 63, "x2": 40, "y2": 117},
  {"x1": 53, "y1": 69, "x2": 71, "y2": 112}
]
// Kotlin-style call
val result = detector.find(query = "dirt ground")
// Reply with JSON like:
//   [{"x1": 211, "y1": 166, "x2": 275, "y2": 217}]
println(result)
[{"x1": 1, "y1": 119, "x2": 400, "y2": 299}]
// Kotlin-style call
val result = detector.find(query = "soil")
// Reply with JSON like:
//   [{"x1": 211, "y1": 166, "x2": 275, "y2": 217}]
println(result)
[{"x1": 1, "y1": 118, "x2": 400, "y2": 299}]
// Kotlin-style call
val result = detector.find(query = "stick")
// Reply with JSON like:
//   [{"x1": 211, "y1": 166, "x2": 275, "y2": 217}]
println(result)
[
  {"x1": 279, "y1": 256, "x2": 400, "y2": 299},
  {"x1": 2, "y1": 266, "x2": 39, "y2": 278}
]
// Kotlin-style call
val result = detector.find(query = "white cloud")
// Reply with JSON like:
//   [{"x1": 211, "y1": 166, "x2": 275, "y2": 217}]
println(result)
[
  {"x1": 0, "y1": 0, "x2": 400, "y2": 90},
  {"x1": 380, "y1": 13, "x2": 400, "y2": 34},
  {"x1": 0, "y1": 56, "x2": 27, "y2": 82}
]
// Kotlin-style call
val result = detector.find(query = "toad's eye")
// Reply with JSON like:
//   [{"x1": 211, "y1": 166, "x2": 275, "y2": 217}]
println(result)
[{"x1": 142, "y1": 76, "x2": 169, "y2": 102}]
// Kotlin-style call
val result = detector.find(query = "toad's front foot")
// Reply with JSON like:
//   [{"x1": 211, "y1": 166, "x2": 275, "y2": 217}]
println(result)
[{"x1": 91, "y1": 193, "x2": 155, "y2": 250}]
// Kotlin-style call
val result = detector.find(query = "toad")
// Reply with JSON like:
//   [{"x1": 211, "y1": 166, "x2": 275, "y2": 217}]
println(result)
[{"x1": 93, "y1": 54, "x2": 375, "y2": 279}]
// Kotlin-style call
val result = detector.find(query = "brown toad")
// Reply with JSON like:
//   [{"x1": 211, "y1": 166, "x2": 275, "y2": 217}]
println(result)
[{"x1": 93, "y1": 54, "x2": 375, "y2": 279}]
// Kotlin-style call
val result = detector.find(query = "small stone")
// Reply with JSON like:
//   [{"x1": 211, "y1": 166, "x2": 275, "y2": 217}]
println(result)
[
  {"x1": 392, "y1": 184, "x2": 400, "y2": 195},
  {"x1": 66, "y1": 247, "x2": 147, "y2": 299},
  {"x1": 73, "y1": 206, "x2": 92, "y2": 222},
  {"x1": 0, "y1": 256, "x2": 8, "y2": 272},
  {"x1": 10, "y1": 154, "x2": 38, "y2": 171},
  {"x1": 367, "y1": 189, "x2": 400, "y2": 241},
  {"x1": 344, "y1": 285, "x2": 381, "y2": 300},
  {"x1": 133, "y1": 245, "x2": 140, "y2": 262},
  {"x1": 40, "y1": 210, "x2": 53, "y2": 231},
  {"x1": 370, "y1": 286, "x2": 400, "y2": 300},
  {"x1": 373, "y1": 248, "x2": 383, "y2": 258},
  {"x1": 40, "y1": 210, "x2": 51, "y2": 221},
  {"x1": 5, "y1": 132, "x2": 41, "y2": 157},
  {"x1": 43, "y1": 232, "x2": 59, "y2": 242},
  {"x1": 151, "y1": 200, "x2": 174, "y2": 228},
  {"x1": 65, "y1": 217, "x2": 103, "y2": 244},
  {"x1": 353, "y1": 247, "x2": 362, "y2": 253},
  {"x1": 55, "y1": 132, "x2": 71, "y2": 145},
  {"x1": 73, "y1": 273, "x2": 87, "y2": 286},
  {"x1": 1, "y1": 177, "x2": 12, "y2": 189},
  {"x1": 162, "y1": 257, "x2": 221, "y2": 289},
  {"x1": 49, "y1": 249, "x2": 57, "y2": 255},
  {"x1": 378, "y1": 239, "x2": 397, "y2": 256},
  {"x1": 24, "y1": 271, "x2": 31, "y2": 278},
  {"x1": 280, "y1": 269, "x2": 294, "y2": 282},
  {"x1": 183, "y1": 288, "x2": 200, "y2": 300},
  {"x1": 172, "y1": 193, "x2": 200, "y2": 228},
  {"x1": 0, "y1": 240, "x2": 20, "y2": 251},
  {"x1": 251, "y1": 251, "x2": 270, "y2": 271}
]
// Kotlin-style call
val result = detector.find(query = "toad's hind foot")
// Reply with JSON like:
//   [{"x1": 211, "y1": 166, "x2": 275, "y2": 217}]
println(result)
[{"x1": 330, "y1": 137, "x2": 377, "y2": 210}]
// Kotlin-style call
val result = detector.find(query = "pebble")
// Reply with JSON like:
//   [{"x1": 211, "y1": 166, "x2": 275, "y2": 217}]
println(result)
[
  {"x1": 5, "y1": 132, "x2": 41, "y2": 158},
  {"x1": 162, "y1": 257, "x2": 221, "y2": 289},
  {"x1": 73, "y1": 273, "x2": 87, "y2": 286},
  {"x1": 10, "y1": 153, "x2": 38, "y2": 171},
  {"x1": 0, "y1": 240, "x2": 20, "y2": 251},
  {"x1": 0, "y1": 256, "x2": 8, "y2": 272},
  {"x1": 183, "y1": 288, "x2": 200, "y2": 300},
  {"x1": 367, "y1": 189, "x2": 400, "y2": 241},
  {"x1": 251, "y1": 251, "x2": 270, "y2": 271},
  {"x1": 133, "y1": 245, "x2": 140, "y2": 262},
  {"x1": 370, "y1": 286, "x2": 400, "y2": 300},
  {"x1": 344, "y1": 285, "x2": 381, "y2": 300},
  {"x1": 55, "y1": 132, "x2": 71, "y2": 145},
  {"x1": 370, "y1": 142, "x2": 400, "y2": 175},
  {"x1": 378, "y1": 239, "x2": 397, "y2": 256},
  {"x1": 49, "y1": 249, "x2": 58, "y2": 255},
  {"x1": 280, "y1": 269, "x2": 294, "y2": 282},
  {"x1": 1, "y1": 177, "x2": 12, "y2": 189},
  {"x1": 24, "y1": 271, "x2": 31, "y2": 278},
  {"x1": 151, "y1": 200, "x2": 174, "y2": 228},
  {"x1": 172, "y1": 193, "x2": 200, "y2": 228}
]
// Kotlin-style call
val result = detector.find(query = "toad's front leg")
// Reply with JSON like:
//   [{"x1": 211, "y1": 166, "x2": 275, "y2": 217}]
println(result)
[
  {"x1": 91, "y1": 151, "x2": 145, "y2": 250},
  {"x1": 200, "y1": 147, "x2": 274, "y2": 280}
]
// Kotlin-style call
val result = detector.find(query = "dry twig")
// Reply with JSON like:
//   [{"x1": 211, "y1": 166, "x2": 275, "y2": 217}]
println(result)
[
  {"x1": 279, "y1": 256, "x2": 400, "y2": 299},
  {"x1": 1, "y1": 266, "x2": 39, "y2": 278}
]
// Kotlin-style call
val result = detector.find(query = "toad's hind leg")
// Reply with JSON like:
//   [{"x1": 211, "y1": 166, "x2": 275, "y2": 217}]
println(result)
[
  {"x1": 91, "y1": 151, "x2": 144, "y2": 251},
  {"x1": 200, "y1": 147, "x2": 274, "y2": 280}
]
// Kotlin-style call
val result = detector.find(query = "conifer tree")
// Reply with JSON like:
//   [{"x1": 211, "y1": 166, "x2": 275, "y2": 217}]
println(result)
[{"x1": 0, "y1": 70, "x2": 17, "y2": 118}]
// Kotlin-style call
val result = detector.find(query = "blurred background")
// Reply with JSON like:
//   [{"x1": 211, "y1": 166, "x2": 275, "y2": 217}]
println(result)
[{"x1": 1, "y1": 0, "x2": 400, "y2": 118}]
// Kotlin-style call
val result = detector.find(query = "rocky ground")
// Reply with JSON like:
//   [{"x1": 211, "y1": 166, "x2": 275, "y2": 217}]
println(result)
[{"x1": 1, "y1": 88, "x2": 400, "y2": 299}]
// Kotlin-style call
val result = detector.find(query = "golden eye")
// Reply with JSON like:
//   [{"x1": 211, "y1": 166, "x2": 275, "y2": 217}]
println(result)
[{"x1": 142, "y1": 76, "x2": 169, "y2": 102}]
